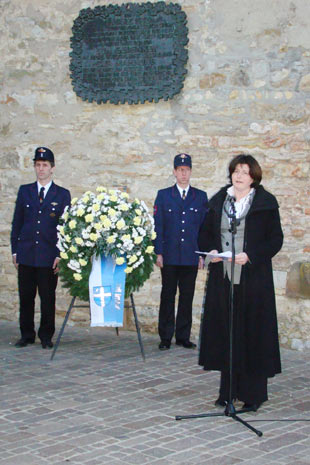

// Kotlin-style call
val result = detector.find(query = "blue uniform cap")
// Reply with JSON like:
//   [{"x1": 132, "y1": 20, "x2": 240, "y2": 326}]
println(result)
[
  {"x1": 174, "y1": 153, "x2": 192, "y2": 168},
  {"x1": 33, "y1": 147, "x2": 55, "y2": 163}
]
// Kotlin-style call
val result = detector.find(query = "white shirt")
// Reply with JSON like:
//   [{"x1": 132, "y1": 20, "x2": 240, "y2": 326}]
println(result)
[
  {"x1": 37, "y1": 181, "x2": 52, "y2": 197},
  {"x1": 227, "y1": 186, "x2": 254, "y2": 218},
  {"x1": 176, "y1": 184, "x2": 190, "y2": 199}
]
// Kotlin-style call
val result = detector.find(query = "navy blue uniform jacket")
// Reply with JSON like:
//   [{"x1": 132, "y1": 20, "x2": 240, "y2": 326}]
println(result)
[
  {"x1": 11, "y1": 181, "x2": 71, "y2": 267},
  {"x1": 154, "y1": 185, "x2": 208, "y2": 266}
]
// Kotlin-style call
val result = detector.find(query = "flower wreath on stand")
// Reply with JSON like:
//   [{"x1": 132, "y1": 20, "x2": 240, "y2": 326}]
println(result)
[{"x1": 57, "y1": 187, "x2": 156, "y2": 301}]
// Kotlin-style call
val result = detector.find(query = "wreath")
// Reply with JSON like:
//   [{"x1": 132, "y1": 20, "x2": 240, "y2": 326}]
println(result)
[{"x1": 57, "y1": 187, "x2": 156, "y2": 300}]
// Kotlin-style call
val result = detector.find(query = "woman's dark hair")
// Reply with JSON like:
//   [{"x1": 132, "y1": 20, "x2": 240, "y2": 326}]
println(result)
[{"x1": 228, "y1": 154, "x2": 262, "y2": 188}]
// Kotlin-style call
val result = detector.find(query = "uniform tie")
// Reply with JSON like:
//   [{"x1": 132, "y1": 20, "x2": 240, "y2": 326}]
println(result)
[
  {"x1": 39, "y1": 187, "x2": 45, "y2": 203},
  {"x1": 182, "y1": 189, "x2": 186, "y2": 200}
]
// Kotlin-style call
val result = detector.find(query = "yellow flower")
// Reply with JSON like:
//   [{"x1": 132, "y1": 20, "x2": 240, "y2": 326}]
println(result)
[
  {"x1": 134, "y1": 236, "x2": 143, "y2": 244},
  {"x1": 96, "y1": 186, "x2": 106, "y2": 192},
  {"x1": 151, "y1": 231, "x2": 157, "y2": 240},
  {"x1": 97, "y1": 193, "x2": 105, "y2": 201},
  {"x1": 69, "y1": 220, "x2": 77, "y2": 229},
  {"x1": 63, "y1": 212, "x2": 69, "y2": 221},
  {"x1": 70, "y1": 245, "x2": 77, "y2": 253},
  {"x1": 108, "y1": 208, "x2": 117, "y2": 217},
  {"x1": 100, "y1": 214, "x2": 107, "y2": 221},
  {"x1": 128, "y1": 255, "x2": 137, "y2": 264},
  {"x1": 119, "y1": 203, "x2": 129, "y2": 211},
  {"x1": 58, "y1": 226, "x2": 65, "y2": 235},
  {"x1": 107, "y1": 235, "x2": 116, "y2": 244},
  {"x1": 121, "y1": 234, "x2": 131, "y2": 241},
  {"x1": 93, "y1": 203, "x2": 100, "y2": 212},
  {"x1": 120, "y1": 192, "x2": 129, "y2": 199},
  {"x1": 94, "y1": 223, "x2": 102, "y2": 231},
  {"x1": 115, "y1": 257, "x2": 125, "y2": 265},
  {"x1": 116, "y1": 219, "x2": 126, "y2": 230},
  {"x1": 60, "y1": 252, "x2": 68, "y2": 259},
  {"x1": 103, "y1": 218, "x2": 112, "y2": 228},
  {"x1": 76, "y1": 208, "x2": 85, "y2": 217},
  {"x1": 82, "y1": 195, "x2": 89, "y2": 203},
  {"x1": 85, "y1": 213, "x2": 94, "y2": 223},
  {"x1": 110, "y1": 194, "x2": 118, "y2": 202},
  {"x1": 65, "y1": 234, "x2": 71, "y2": 242},
  {"x1": 135, "y1": 198, "x2": 140, "y2": 204},
  {"x1": 71, "y1": 197, "x2": 78, "y2": 205},
  {"x1": 125, "y1": 266, "x2": 133, "y2": 274},
  {"x1": 73, "y1": 273, "x2": 82, "y2": 281},
  {"x1": 133, "y1": 217, "x2": 141, "y2": 226},
  {"x1": 89, "y1": 233, "x2": 98, "y2": 241},
  {"x1": 146, "y1": 245, "x2": 154, "y2": 254},
  {"x1": 79, "y1": 258, "x2": 87, "y2": 266},
  {"x1": 109, "y1": 189, "x2": 116, "y2": 195},
  {"x1": 75, "y1": 237, "x2": 83, "y2": 245},
  {"x1": 135, "y1": 208, "x2": 142, "y2": 215}
]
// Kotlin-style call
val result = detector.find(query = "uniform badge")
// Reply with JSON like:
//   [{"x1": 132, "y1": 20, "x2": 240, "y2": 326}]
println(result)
[
  {"x1": 38, "y1": 147, "x2": 46, "y2": 158},
  {"x1": 180, "y1": 153, "x2": 187, "y2": 163},
  {"x1": 51, "y1": 202, "x2": 58, "y2": 206},
  {"x1": 50, "y1": 213, "x2": 56, "y2": 217}
]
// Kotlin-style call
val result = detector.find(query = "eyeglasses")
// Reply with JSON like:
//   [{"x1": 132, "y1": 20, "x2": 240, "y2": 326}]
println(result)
[{"x1": 233, "y1": 169, "x2": 251, "y2": 176}]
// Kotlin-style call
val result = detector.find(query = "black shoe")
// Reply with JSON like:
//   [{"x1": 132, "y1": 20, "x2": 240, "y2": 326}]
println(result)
[
  {"x1": 215, "y1": 397, "x2": 227, "y2": 407},
  {"x1": 15, "y1": 338, "x2": 35, "y2": 348},
  {"x1": 41, "y1": 341, "x2": 53, "y2": 349},
  {"x1": 176, "y1": 340, "x2": 197, "y2": 349},
  {"x1": 159, "y1": 341, "x2": 170, "y2": 350},
  {"x1": 242, "y1": 402, "x2": 261, "y2": 412}
]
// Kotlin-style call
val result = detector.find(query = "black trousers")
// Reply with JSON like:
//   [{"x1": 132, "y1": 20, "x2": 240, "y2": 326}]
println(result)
[
  {"x1": 18, "y1": 264, "x2": 58, "y2": 342},
  {"x1": 158, "y1": 264, "x2": 198, "y2": 343}
]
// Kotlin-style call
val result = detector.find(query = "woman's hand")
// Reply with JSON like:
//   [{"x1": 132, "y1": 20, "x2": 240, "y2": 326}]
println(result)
[
  {"x1": 209, "y1": 250, "x2": 223, "y2": 263},
  {"x1": 230, "y1": 252, "x2": 249, "y2": 265}
]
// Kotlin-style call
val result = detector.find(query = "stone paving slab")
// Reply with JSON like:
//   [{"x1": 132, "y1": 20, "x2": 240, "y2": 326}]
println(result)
[{"x1": 1, "y1": 320, "x2": 310, "y2": 465}]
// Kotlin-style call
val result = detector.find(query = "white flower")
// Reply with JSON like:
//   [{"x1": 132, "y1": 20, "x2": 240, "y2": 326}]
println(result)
[
  {"x1": 82, "y1": 230, "x2": 90, "y2": 239},
  {"x1": 68, "y1": 259, "x2": 81, "y2": 272},
  {"x1": 85, "y1": 241, "x2": 95, "y2": 247},
  {"x1": 137, "y1": 227, "x2": 146, "y2": 237},
  {"x1": 140, "y1": 200, "x2": 148, "y2": 212},
  {"x1": 56, "y1": 240, "x2": 65, "y2": 252}
]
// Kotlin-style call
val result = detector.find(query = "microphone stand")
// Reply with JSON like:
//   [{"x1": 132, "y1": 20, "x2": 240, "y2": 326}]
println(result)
[{"x1": 175, "y1": 197, "x2": 263, "y2": 437}]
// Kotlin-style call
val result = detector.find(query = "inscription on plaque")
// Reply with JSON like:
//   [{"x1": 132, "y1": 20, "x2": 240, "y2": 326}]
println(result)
[{"x1": 70, "y1": 2, "x2": 188, "y2": 104}]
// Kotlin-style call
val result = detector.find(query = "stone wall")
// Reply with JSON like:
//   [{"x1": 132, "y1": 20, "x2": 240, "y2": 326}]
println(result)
[{"x1": 1, "y1": 0, "x2": 309, "y2": 349}]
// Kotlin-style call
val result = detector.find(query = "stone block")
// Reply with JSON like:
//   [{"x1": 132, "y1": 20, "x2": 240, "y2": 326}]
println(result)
[
  {"x1": 286, "y1": 262, "x2": 310, "y2": 299},
  {"x1": 199, "y1": 73, "x2": 226, "y2": 89}
]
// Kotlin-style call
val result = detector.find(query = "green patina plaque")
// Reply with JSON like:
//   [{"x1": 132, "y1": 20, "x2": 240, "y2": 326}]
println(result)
[{"x1": 70, "y1": 2, "x2": 188, "y2": 104}]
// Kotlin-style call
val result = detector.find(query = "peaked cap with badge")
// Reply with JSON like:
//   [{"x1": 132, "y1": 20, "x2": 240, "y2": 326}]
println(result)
[
  {"x1": 174, "y1": 153, "x2": 192, "y2": 168},
  {"x1": 33, "y1": 146, "x2": 55, "y2": 163}
]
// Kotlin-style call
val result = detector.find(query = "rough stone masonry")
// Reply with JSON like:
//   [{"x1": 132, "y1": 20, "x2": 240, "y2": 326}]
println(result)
[{"x1": 0, "y1": 0, "x2": 309, "y2": 350}]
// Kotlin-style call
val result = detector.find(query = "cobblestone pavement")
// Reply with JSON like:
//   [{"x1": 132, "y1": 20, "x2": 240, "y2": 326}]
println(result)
[{"x1": 1, "y1": 319, "x2": 310, "y2": 465}]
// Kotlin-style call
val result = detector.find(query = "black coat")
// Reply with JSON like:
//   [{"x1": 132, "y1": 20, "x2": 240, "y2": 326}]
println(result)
[{"x1": 198, "y1": 185, "x2": 283, "y2": 378}]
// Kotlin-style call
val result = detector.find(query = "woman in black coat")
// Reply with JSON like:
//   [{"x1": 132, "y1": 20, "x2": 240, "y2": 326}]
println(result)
[{"x1": 198, "y1": 154, "x2": 283, "y2": 411}]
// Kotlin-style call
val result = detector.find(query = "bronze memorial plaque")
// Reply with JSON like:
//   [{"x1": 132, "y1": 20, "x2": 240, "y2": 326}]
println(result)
[{"x1": 70, "y1": 2, "x2": 188, "y2": 104}]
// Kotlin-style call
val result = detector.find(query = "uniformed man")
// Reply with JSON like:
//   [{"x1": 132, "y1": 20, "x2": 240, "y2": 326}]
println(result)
[
  {"x1": 11, "y1": 147, "x2": 71, "y2": 349},
  {"x1": 153, "y1": 153, "x2": 208, "y2": 350}
]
